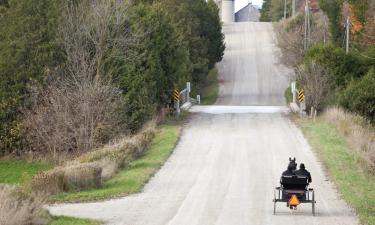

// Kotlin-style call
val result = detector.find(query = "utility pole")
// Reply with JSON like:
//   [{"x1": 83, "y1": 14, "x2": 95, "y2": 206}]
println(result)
[
  {"x1": 284, "y1": 0, "x2": 287, "y2": 19},
  {"x1": 292, "y1": 0, "x2": 296, "y2": 17},
  {"x1": 307, "y1": 1, "x2": 311, "y2": 46},
  {"x1": 346, "y1": 17, "x2": 350, "y2": 54},
  {"x1": 304, "y1": 0, "x2": 310, "y2": 50}
]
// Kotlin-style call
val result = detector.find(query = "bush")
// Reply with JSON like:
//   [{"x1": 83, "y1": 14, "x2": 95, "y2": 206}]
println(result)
[
  {"x1": 339, "y1": 69, "x2": 375, "y2": 124},
  {"x1": 284, "y1": 87, "x2": 293, "y2": 104},
  {"x1": 78, "y1": 121, "x2": 156, "y2": 166},
  {"x1": 296, "y1": 61, "x2": 331, "y2": 111},
  {"x1": 31, "y1": 163, "x2": 103, "y2": 194},
  {"x1": 305, "y1": 44, "x2": 371, "y2": 88},
  {"x1": 62, "y1": 164, "x2": 102, "y2": 192},
  {"x1": 0, "y1": 185, "x2": 47, "y2": 225},
  {"x1": 31, "y1": 169, "x2": 65, "y2": 195}
]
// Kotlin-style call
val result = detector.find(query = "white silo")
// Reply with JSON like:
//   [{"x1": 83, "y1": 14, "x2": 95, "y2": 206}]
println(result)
[{"x1": 221, "y1": 0, "x2": 234, "y2": 23}]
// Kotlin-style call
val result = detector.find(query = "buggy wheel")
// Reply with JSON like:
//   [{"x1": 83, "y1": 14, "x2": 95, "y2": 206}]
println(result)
[
  {"x1": 273, "y1": 200, "x2": 276, "y2": 215},
  {"x1": 312, "y1": 190, "x2": 316, "y2": 216}
]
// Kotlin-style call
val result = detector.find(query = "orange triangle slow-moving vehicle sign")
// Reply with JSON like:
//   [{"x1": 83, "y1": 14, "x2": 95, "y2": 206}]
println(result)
[{"x1": 288, "y1": 195, "x2": 300, "y2": 206}]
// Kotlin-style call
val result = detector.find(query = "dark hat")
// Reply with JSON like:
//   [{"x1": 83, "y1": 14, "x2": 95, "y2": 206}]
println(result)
[{"x1": 300, "y1": 163, "x2": 305, "y2": 169}]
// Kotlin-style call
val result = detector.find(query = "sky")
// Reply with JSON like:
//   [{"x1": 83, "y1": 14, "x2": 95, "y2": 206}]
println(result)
[{"x1": 235, "y1": 0, "x2": 264, "y2": 11}]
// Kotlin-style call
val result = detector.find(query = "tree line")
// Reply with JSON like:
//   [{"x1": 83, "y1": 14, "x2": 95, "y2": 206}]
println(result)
[
  {"x1": 0, "y1": 0, "x2": 225, "y2": 157},
  {"x1": 264, "y1": 0, "x2": 375, "y2": 123}
]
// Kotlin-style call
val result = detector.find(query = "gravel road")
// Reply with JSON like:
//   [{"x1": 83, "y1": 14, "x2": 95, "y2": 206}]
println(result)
[{"x1": 48, "y1": 22, "x2": 359, "y2": 225}]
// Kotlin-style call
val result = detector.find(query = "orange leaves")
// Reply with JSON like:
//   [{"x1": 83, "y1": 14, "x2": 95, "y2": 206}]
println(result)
[{"x1": 342, "y1": 1, "x2": 363, "y2": 34}]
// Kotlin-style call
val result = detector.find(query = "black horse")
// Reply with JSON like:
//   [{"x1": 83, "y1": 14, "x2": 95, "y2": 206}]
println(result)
[{"x1": 288, "y1": 157, "x2": 297, "y2": 171}]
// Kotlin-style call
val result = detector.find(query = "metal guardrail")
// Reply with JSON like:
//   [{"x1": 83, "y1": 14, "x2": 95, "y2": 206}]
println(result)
[{"x1": 174, "y1": 82, "x2": 200, "y2": 115}]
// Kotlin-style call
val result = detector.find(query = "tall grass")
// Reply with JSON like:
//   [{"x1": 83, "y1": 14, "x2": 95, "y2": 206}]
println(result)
[
  {"x1": 321, "y1": 107, "x2": 375, "y2": 170},
  {"x1": 0, "y1": 185, "x2": 47, "y2": 225}
]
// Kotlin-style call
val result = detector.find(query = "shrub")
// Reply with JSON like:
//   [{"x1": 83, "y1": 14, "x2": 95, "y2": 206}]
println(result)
[
  {"x1": 0, "y1": 185, "x2": 47, "y2": 225},
  {"x1": 62, "y1": 164, "x2": 102, "y2": 192},
  {"x1": 30, "y1": 163, "x2": 104, "y2": 194},
  {"x1": 296, "y1": 61, "x2": 331, "y2": 111},
  {"x1": 30, "y1": 169, "x2": 65, "y2": 195},
  {"x1": 78, "y1": 121, "x2": 156, "y2": 165},
  {"x1": 339, "y1": 69, "x2": 375, "y2": 124},
  {"x1": 305, "y1": 44, "x2": 371, "y2": 88}
]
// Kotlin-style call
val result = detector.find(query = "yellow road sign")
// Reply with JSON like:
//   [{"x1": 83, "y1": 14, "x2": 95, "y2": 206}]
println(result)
[
  {"x1": 298, "y1": 89, "x2": 305, "y2": 103},
  {"x1": 288, "y1": 194, "x2": 300, "y2": 206},
  {"x1": 173, "y1": 89, "x2": 180, "y2": 102}
]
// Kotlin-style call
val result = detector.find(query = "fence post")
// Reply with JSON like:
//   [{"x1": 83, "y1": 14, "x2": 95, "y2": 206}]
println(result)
[
  {"x1": 175, "y1": 101, "x2": 180, "y2": 115},
  {"x1": 197, "y1": 95, "x2": 201, "y2": 104}
]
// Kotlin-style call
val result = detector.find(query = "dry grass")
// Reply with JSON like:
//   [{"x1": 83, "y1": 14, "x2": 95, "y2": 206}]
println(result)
[
  {"x1": 78, "y1": 120, "x2": 156, "y2": 168},
  {"x1": 30, "y1": 169, "x2": 65, "y2": 195},
  {"x1": 0, "y1": 185, "x2": 48, "y2": 225},
  {"x1": 321, "y1": 107, "x2": 375, "y2": 170},
  {"x1": 61, "y1": 163, "x2": 102, "y2": 191},
  {"x1": 28, "y1": 121, "x2": 156, "y2": 195}
]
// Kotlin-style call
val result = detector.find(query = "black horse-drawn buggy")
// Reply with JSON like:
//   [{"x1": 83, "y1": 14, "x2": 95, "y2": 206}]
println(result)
[{"x1": 273, "y1": 160, "x2": 316, "y2": 215}]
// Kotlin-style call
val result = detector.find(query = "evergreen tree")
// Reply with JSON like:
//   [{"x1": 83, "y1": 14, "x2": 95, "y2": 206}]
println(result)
[{"x1": 0, "y1": 0, "x2": 65, "y2": 154}]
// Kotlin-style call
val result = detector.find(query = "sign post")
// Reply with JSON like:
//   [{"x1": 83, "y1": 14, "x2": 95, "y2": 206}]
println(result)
[
  {"x1": 173, "y1": 88, "x2": 180, "y2": 115},
  {"x1": 298, "y1": 89, "x2": 305, "y2": 116}
]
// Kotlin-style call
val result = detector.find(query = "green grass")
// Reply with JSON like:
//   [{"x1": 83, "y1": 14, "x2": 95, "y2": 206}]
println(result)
[
  {"x1": 0, "y1": 160, "x2": 50, "y2": 185},
  {"x1": 49, "y1": 216, "x2": 101, "y2": 225},
  {"x1": 53, "y1": 124, "x2": 180, "y2": 202},
  {"x1": 201, "y1": 68, "x2": 219, "y2": 105},
  {"x1": 296, "y1": 118, "x2": 375, "y2": 225}
]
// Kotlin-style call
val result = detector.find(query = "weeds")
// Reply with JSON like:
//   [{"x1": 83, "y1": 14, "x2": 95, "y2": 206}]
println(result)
[
  {"x1": 0, "y1": 185, "x2": 48, "y2": 225},
  {"x1": 321, "y1": 107, "x2": 375, "y2": 170}
]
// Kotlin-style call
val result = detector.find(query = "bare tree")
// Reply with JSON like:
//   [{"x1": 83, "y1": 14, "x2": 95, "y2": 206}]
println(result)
[
  {"x1": 296, "y1": 61, "x2": 331, "y2": 111},
  {"x1": 22, "y1": 0, "x2": 131, "y2": 160},
  {"x1": 274, "y1": 11, "x2": 329, "y2": 68}
]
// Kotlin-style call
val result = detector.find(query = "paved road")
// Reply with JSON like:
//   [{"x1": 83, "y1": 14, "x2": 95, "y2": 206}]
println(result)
[{"x1": 49, "y1": 22, "x2": 358, "y2": 225}]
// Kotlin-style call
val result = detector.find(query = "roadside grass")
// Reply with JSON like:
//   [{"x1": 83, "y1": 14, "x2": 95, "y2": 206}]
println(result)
[
  {"x1": 52, "y1": 123, "x2": 180, "y2": 203},
  {"x1": 49, "y1": 216, "x2": 101, "y2": 225},
  {"x1": 296, "y1": 118, "x2": 375, "y2": 225},
  {"x1": 0, "y1": 160, "x2": 50, "y2": 185},
  {"x1": 201, "y1": 68, "x2": 219, "y2": 105}
]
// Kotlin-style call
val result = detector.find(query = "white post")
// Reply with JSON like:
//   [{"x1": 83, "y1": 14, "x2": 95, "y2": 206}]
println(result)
[
  {"x1": 175, "y1": 101, "x2": 180, "y2": 115},
  {"x1": 346, "y1": 17, "x2": 350, "y2": 54},
  {"x1": 291, "y1": 82, "x2": 296, "y2": 103},
  {"x1": 186, "y1": 82, "x2": 191, "y2": 103},
  {"x1": 197, "y1": 95, "x2": 201, "y2": 105}
]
